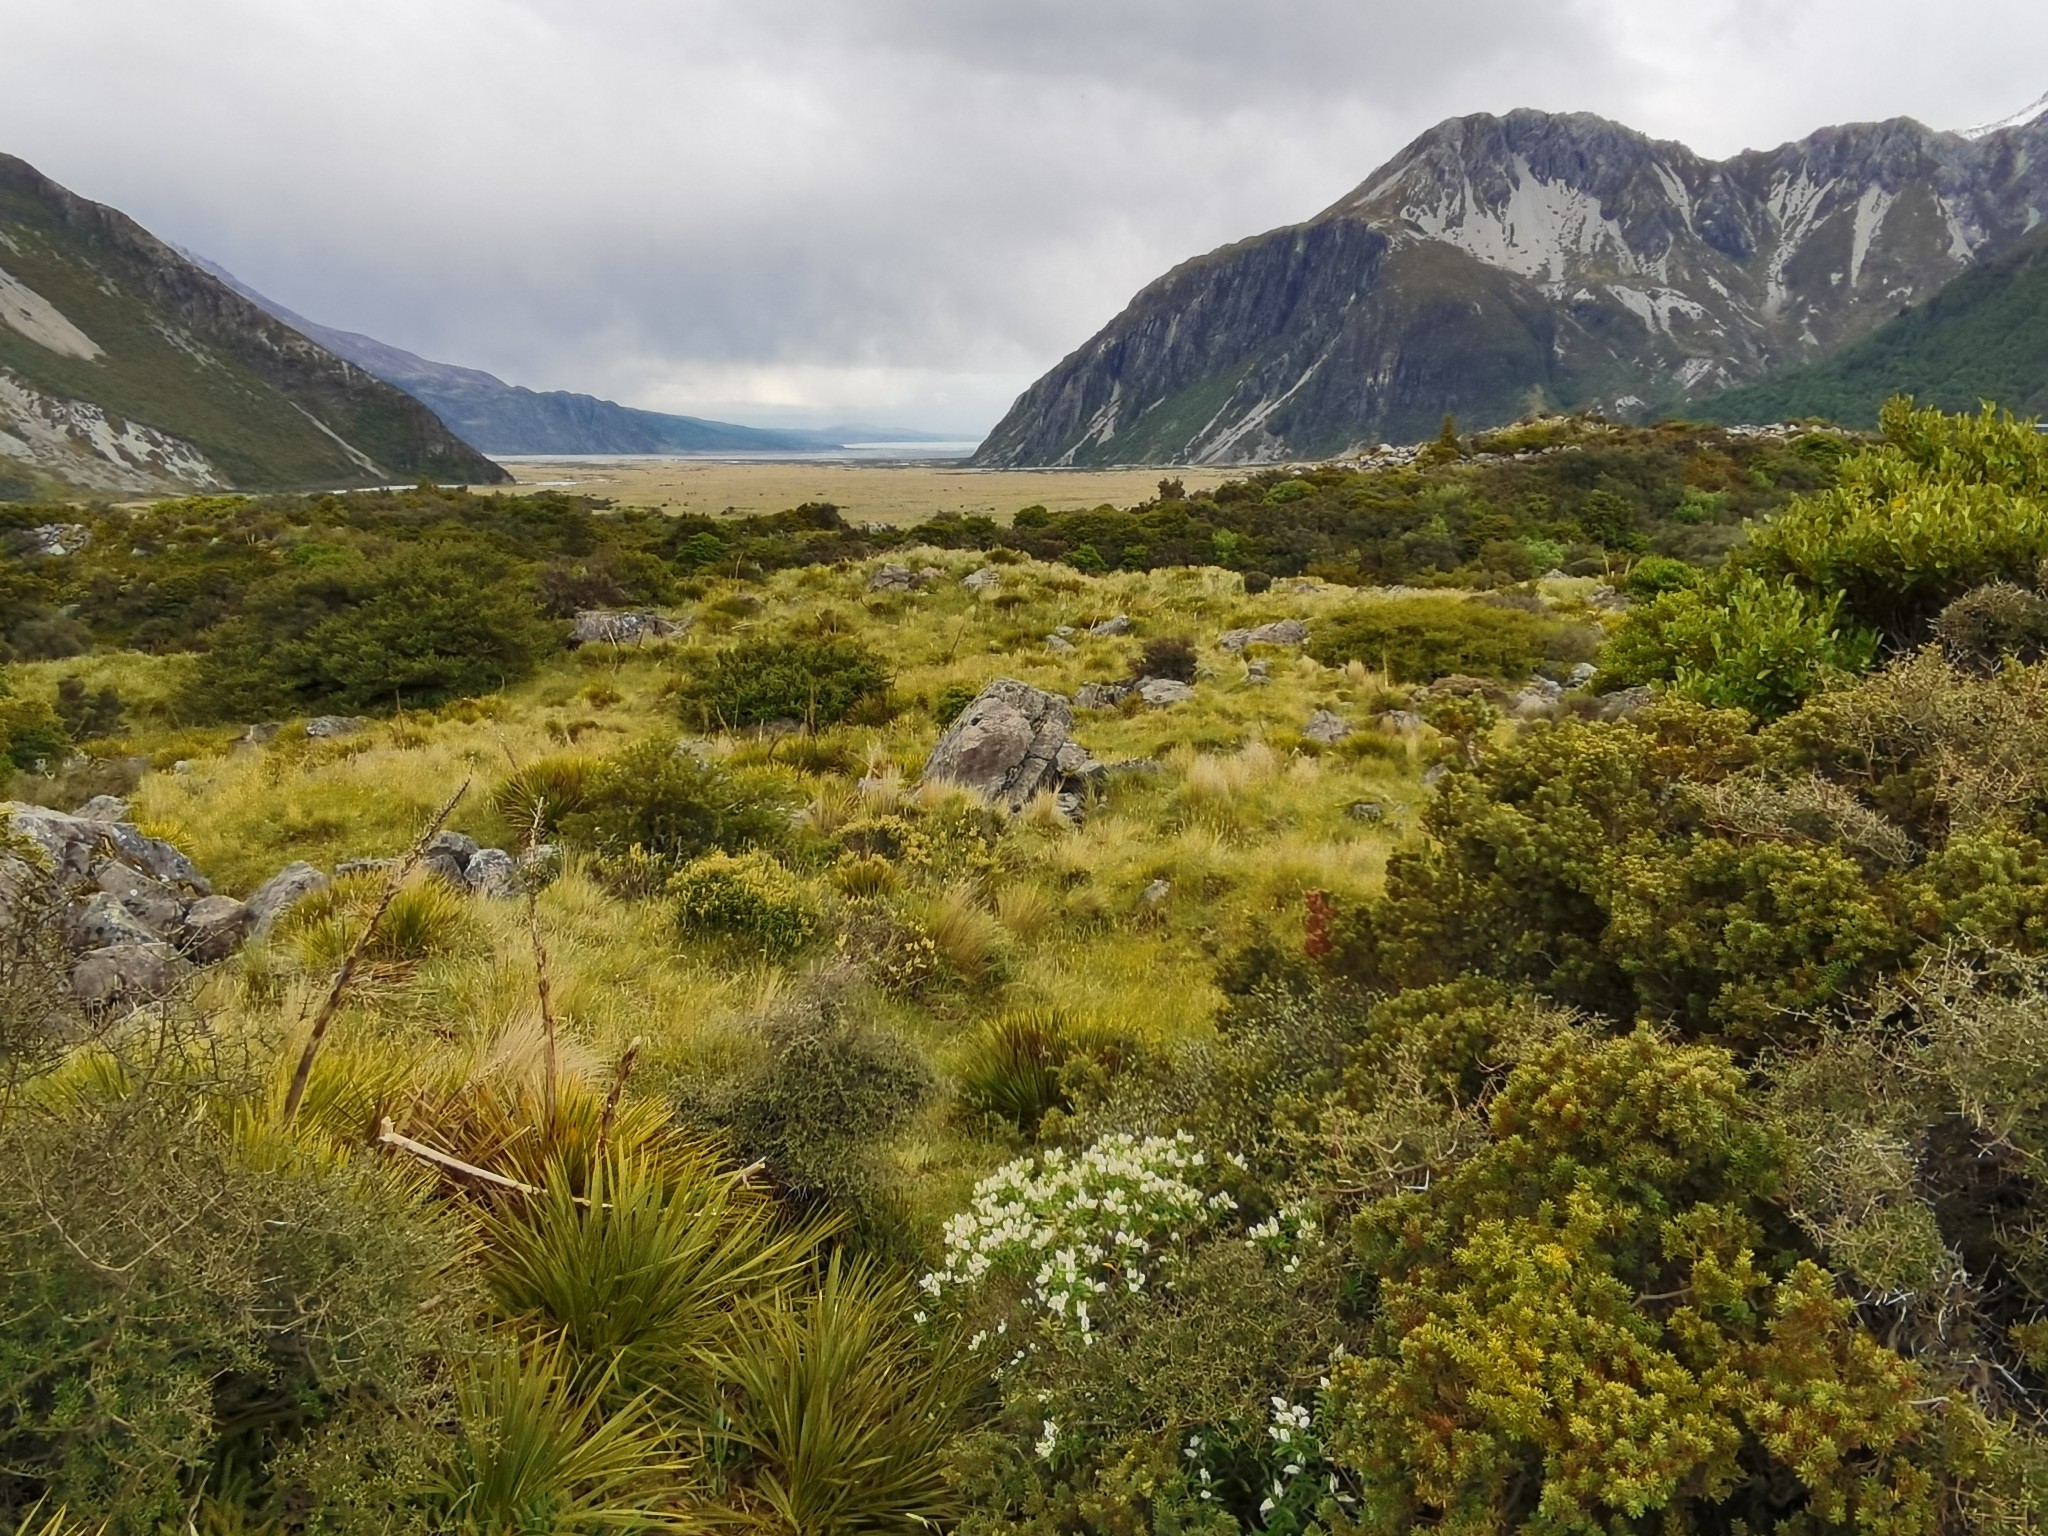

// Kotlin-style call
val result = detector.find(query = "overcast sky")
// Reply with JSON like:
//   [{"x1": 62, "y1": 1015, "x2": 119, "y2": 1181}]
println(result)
[{"x1": 4, "y1": 1, "x2": 2045, "y2": 436}]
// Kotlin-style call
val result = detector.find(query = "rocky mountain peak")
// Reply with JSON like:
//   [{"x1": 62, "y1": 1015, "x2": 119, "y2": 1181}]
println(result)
[{"x1": 973, "y1": 102, "x2": 2048, "y2": 467}]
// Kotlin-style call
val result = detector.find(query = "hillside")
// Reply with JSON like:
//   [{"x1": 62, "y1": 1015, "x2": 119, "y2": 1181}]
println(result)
[
  {"x1": 1698, "y1": 221, "x2": 2048, "y2": 425},
  {"x1": 0, "y1": 154, "x2": 505, "y2": 498},
  {"x1": 975, "y1": 103, "x2": 2048, "y2": 465}
]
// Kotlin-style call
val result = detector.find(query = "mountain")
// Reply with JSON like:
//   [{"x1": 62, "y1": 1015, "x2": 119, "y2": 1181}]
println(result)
[
  {"x1": 1698, "y1": 221, "x2": 2048, "y2": 427},
  {"x1": 192, "y1": 260, "x2": 941, "y2": 458},
  {"x1": 974, "y1": 102, "x2": 2048, "y2": 466},
  {"x1": 0, "y1": 154, "x2": 504, "y2": 499}
]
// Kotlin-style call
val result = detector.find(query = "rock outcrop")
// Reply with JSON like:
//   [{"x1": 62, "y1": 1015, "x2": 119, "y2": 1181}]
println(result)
[
  {"x1": 571, "y1": 610, "x2": 686, "y2": 645},
  {"x1": 1220, "y1": 619, "x2": 1308, "y2": 652},
  {"x1": 921, "y1": 679, "x2": 1104, "y2": 813}
]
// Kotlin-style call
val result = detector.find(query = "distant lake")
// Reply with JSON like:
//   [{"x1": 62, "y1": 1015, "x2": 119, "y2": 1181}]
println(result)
[{"x1": 494, "y1": 442, "x2": 982, "y2": 465}]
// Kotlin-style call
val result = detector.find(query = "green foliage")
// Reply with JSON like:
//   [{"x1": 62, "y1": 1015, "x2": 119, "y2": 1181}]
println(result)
[
  {"x1": 955, "y1": 1013, "x2": 1074, "y2": 1136},
  {"x1": 669, "y1": 850, "x2": 819, "y2": 960},
  {"x1": 682, "y1": 982, "x2": 934, "y2": 1209},
  {"x1": 186, "y1": 542, "x2": 562, "y2": 718},
  {"x1": 478, "y1": 1150, "x2": 822, "y2": 1406},
  {"x1": 1307, "y1": 595, "x2": 1593, "y2": 683},
  {"x1": 429, "y1": 1342, "x2": 683, "y2": 1535},
  {"x1": 1329, "y1": 1027, "x2": 1933, "y2": 1534},
  {"x1": 557, "y1": 739, "x2": 790, "y2": 865},
  {"x1": 713, "y1": 1255, "x2": 968, "y2": 1535},
  {"x1": 931, "y1": 681, "x2": 980, "y2": 727},
  {"x1": 488, "y1": 753, "x2": 600, "y2": 844},
  {"x1": 0, "y1": 1095, "x2": 465, "y2": 1534},
  {"x1": 52, "y1": 679, "x2": 122, "y2": 742},
  {"x1": 674, "y1": 635, "x2": 890, "y2": 732},
  {"x1": 1602, "y1": 569, "x2": 1877, "y2": 718},
  {"x1": 0, "y1": 672, "x2": 66, "y2": 771}
]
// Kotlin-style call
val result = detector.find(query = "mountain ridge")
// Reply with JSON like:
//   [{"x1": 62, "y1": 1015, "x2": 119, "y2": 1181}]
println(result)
[
  {"x1": 0, "y1": 153, "x2": 504, "y2": 498},
  {"x1": 189, "y1": 258, "x2": 950, "y2": 458},
  {"x1": 973, "y1": 102, "x2": 2048, "y2": 465}
]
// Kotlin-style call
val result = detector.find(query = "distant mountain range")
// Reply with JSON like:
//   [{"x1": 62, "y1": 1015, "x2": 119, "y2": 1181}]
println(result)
[
  {"x1": 0, "y1": 154, "x2": 503, "y2": 499},
  {"x1": 190, "y1": 258, "x2": 944, "y2": 459},
  {"x1": 974, "y1": 99, "x2": 2048, "y2": 465}
]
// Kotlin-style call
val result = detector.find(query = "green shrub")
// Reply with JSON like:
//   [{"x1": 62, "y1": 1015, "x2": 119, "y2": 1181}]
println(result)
[
  {"x1": 557, "y1": 739, "x2": 790, "y2": 864},
  {"x1": 957, "y1": 1013, "x2": 1074, "y2": 1136},
  {"x1": 1138, "y1": 636, "x2": 1198, "y2": 682},
  {"x1": 1307, "y1": 596, "x2": 1591, "y2": 683},
  {"x1": 1601, "y1": 569, "x2": 1878, "y2": 719},
  {"x1": 674, "y1": 635, "x2": 890, "y2": 731},
  {"x1": 1622, "y1": 554, "x2": 1699, "y2": 599},
  {"x1": 669, "y1": 850, "x2": 819, "y2": 960},
  {"x1": 931, "y1": 681, "x2": 980, "y2": 727},
  {"x1": 682, "y1": 982, "x2": 933, "y2": 1208},
  {"x1": 0, "y1": 674, "x2": 66, "y2": 772},
  {"x1": 186, "y1": 543, "x2": 562, "y2": 718},
  {"x1": 1931, "y1": 581, "x2": 2048, "y2": 670}
]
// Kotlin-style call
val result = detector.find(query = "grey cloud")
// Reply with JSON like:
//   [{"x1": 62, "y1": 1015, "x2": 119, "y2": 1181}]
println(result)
[{"x1": 3, "y1": 1, "x2": 2046, "y2": 434}]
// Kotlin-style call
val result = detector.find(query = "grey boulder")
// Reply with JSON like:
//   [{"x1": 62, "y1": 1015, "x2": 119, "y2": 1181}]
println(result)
[
  {"x1": 1073, "y1": 681, "x2": 1132, "y2": 710},
  {"x1": 247, "y1": 862, "x2": 330, "y2": 934},
  {"x1": 1136, "y1": 678, "x2": 1195, "y2": 707},
  {"x1": 961, "y1": 567, "x2": 1002, "y2": 592},
  {"x1": 305, "y1": 715, "x2": 367, "y2": 739},
  {"x1": 465, "y1": 847, "x2": 519, "y2": 897},
  {"x1": 922, "y1": 678, "x2": 1098, "y2": 812},
  {"x1": 95, "y1": 862, "x2": 186, "y2": 935},
  {"x1": 181, "y1": 896, "x2": 255, "y2": 962},
  {"x1": 1303, "y1": 708, "x2": 1351, "y2": 745},
  {"x1": 73, "y1": 942, "x2": 185, "y2": 1009},
  {"x1": 1219, "y1": 619, "x2": 1308, "y2": 652},
  {"x1": 1088, "y1": 614, "x2": 1132, "y2": 637}
]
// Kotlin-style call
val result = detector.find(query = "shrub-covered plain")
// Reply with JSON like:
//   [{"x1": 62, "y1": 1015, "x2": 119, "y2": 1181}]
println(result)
[{"x1": 8, "y1": 404, "x2": 2048, "y2": 1532}]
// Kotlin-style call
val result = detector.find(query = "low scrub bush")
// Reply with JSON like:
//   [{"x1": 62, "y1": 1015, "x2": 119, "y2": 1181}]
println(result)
[
  {"x1": 673, "y1": 635, "x2": 890, "y2": 731},
  {"x1": 557, "y1": 739, "x2": 791, "y2": 865},
  {"x1": 670, "y1": 850, "x2": 820, "y2": 960},
  {"x1": 489, "y1": 754, "x2": 601, "y2": 844},
  {"x1": 1307, "y1": 597, "x2": 1591, "y2": 683}
]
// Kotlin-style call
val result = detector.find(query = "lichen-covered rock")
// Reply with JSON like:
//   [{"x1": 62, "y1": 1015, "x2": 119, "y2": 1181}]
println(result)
[
  {"x1": 181, "y1": 895, "x2": 255, "y2": 962},
  {"x1": 868, "y1": 564, "x2": 915, "y2": 592},
  {"x1": 2, "y1": 802, "x2": 209, "y2": 893},
  {"x1": 1088, "y1": 614, "x2": 1132, "y2": 636},
  {"x1": 94, "y1": 862, "x2": 185, "y2": 935},
  {"x1": 572, "y1": 609, "x2": 685, "y2": 645},
  {"x1": 1073, "y1": 681, "x2": 1132, "y2": 710},
  {"x1": 305, "y1": 715, "x2": 367, "y2": 739},
  {"x1": 922, "y1": 678, "x2": 1098, "y2": 812},
  {"x1": 465, "y1": 847, "x2": 518, "y2": 897},
  {"x1": 1137, "y1": 678, "x2": 1195, "y2": 706},
  {"x1": 66, "y1": 891, "x2": 163, "y2": 951},
  {"x1": 1220, "y1": 619, "x2": 1308, "y2": 652},
  {"x1": 1303, "y1": 708, "x2": 1351, "y2": 744},
  {"x1": 962, "y1": 567, "x2": 1002, "y2": 592},
  {"x1": 75, "y1": 795, "x2": 130, "y2": 821},
  {"x1": 72, "y1": 942, "x2": 184, "y2": 1009},
  {"x1": 247, "y1": 861, "x2": 329, "y2": 934}
]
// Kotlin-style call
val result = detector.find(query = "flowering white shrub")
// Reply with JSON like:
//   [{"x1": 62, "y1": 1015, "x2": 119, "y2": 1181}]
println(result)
[{"x1": 920, "y1": 1131, "x2": 1236, "y2": 1342}]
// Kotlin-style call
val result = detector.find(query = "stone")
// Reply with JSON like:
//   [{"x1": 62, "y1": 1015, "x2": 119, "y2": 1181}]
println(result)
[
  {"x1": 240, "y1": 722, "x2": 282, "y2": 746},
  {"x1": 66, "y1": 891, "x2": 162, "y2": 950},
  {"x1": 1422, "y1": 763, "x2": 1451, "y2": 789},
  {"x1": 1597, "y1": 685, "x2": 1656, "y2": 721},
  {"x1": 1379, "y1": 709, "x2": 1424, "y2": 733},
  {"x1": 1509, "y1": 688, "x2": 1559, "y2": 720},
  {"x1": 916, "y1": 566, "x2": 945, "y2": 584},
  {"x1": 421, "y1": 848, "x2": 470, "y2": 887},
  {"x1": 0, "y1": 803, "x2": 209, "y2": 893},
  {"x1": 1046, "y1": 634, "x2": 1075, "y2": 653},
  {"x1": 1054, "y1": 625, "x2": 1077, "y2": 637},
  {"x1": 181, "y1": 895, "x2": 255, "y2": 962},
  {"x1": 961, "y1": 567, "x2": 1002, "y2": 592},
  {"x1": 1219, "y1": 618, "x2": 1309, "y2": 652},
  {"x1": 335, "y1": 857, "x2": 399, "y2": 879},
  {"x1": 247, "y1": 861, "x2": 329, "y2": 934},
  {"x1": 571, "y1": 609, "x2": 685, "y2": 645},
  {"x1": 72, "y1": 942, "x2": 184, "y2": 1009},
  {"x1": 1054, "y1": 740, "x2": 1095, "y2": 775},
  {"x1": 1072, "y1": 681, "x2": 1132, "y2": 711},
  {"x1": 1587, "y1": 584, "x2": 1631, "y2": 612},
  {"x1": 28, "y1": 522, "x2": 89, "y2": 556},
  {"x1": 1245, "y1": 661, "x2": 1270, "y2": 683},
  {"x1": 94, "y1": 862, "x2": 185, "y2": 935},
  {"x1": 868, "y1": 563, "x2": 915, "y2": 592},
  {"x1": 428, "y1": 831, "x2": 481, "y2": 863},
  {"x1": 921, "y1": 678, "x2": 1098, "y2": 812},
  {"x1": 305, "y1": 715, "x2": 367, "y2": 739},
  {"x1": 1136, "y1": 678, "x2": 1195, "y2": 706},
  {"x1": 1567, "y1": 661, "x2": 1599, "y2": 688},
  {"x1": 465, "y1": 847, "x2": 519, "y2": 897},
  {"x1": 1347, "y1": 801, "x2": 1385, "y2": 823},
  {"x1": 1302, "y1": 708, "x2": 1351, "y2": 745},
  {"x1": 1140, "y1": 878, "x2": 1170, "y2": 906},
  {"x1": 1087, "y1": 614, "x2": 1132, "y2": 636},
  {"x1": 75, "y1": 795, "x2": 130, "y2": 821}
]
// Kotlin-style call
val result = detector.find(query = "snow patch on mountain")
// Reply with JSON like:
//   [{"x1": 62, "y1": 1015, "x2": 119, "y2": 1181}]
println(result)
[{"x1": 1959, "y1": 91, "x2": 2048, "y2": 142}]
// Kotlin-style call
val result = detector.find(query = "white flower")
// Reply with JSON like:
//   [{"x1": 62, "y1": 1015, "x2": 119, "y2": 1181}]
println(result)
[{"x1": 1035, "y1": 1419, "x2": 1058, "y2": 1459}]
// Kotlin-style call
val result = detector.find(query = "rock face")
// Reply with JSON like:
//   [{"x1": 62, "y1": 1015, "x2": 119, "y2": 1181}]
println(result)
[
  {"x1": 1303, "y1": 708, "x2": 1351, "y2": 744},
  {"x1": 972, "y1": 105, "x2": 2048, "y2": 465},
  {"x1": 571, "y1": 610, "x2": 685, "y2": 645},
  {"x1": 922, "y1": 679, "x2": 1102, "y2": 812},
  {"x1": 1221, "y1": 619, "x2": 1308, "y2": 652}
]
